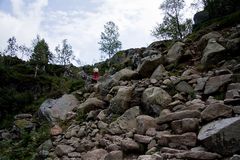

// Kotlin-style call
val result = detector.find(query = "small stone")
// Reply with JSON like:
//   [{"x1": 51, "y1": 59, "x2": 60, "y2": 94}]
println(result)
[{"x1": 50, "y1": 125, "x2": 63, "y2": 136}]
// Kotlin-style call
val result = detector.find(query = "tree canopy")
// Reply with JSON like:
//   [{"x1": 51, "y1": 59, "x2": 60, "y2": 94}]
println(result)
[
  {"x1": 98, "y1": 21, "x2": 122, "y2": 58},
  {"x1": 152, "y1": 0, "x2": 192, "y2": 40},
  {"x1": 55, "y1": 39, "x2": 74, "y2": 66}
]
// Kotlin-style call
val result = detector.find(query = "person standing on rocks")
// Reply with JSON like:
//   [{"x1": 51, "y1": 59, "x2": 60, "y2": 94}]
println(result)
[{"x1": 92, "y1": 67, "x2": 99, "y2": 83}]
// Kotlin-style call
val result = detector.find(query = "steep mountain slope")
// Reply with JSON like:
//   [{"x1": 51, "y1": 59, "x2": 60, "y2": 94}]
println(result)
[{"x1": 34, "y1": 18, "x2": 240, "y2": 160}]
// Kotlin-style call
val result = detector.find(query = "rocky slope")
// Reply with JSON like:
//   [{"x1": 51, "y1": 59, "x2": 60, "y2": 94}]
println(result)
[{"x1": 31, "y1": 23, "x2": 240, "y2": 160}]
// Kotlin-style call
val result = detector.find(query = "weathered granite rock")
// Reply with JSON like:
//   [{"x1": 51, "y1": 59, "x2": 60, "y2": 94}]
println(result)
[
  {"x1": 78, "y1": 97, "x2": 106, "y2": 113},
  {"x1": 109, "y1": 86, "x2": 133, "y2": 114},
  {"x1": 175, "y1": 81, "x2": 193, "y2": 93},
  {"x1": 134, "y1": 134, "x2": 153, "y2": 144},
  {"x1": 157, "y1": 132, "x2": 197, "y2": 147},
  {"x1": 104, "y1": 150, "x2": 123, "y2": 160},
  {"x1": 121, "y1": 138, "x2": 140, "y2": 151},
  {"x1": 201, "y1": 103, "x2": 232, "y2": 122},
  {"x1": 171, "y1": 118, "x2": 199, "y2": 134},
  {"x1": 204, "y1": 74, "x2": 232, "y2": 94},
  {"x1": 108, "y1": 106, "x2": 140, "y2": 134},
  {"x1": 150, "y1": 64, "x2": 167, "y2": 80},
  {"x1": 175, "y1": 151, "x2": 221, "y2": 160},
  {"x1": 201, "y1": 38, "x2": 226, "y2": 67},
  {"x1": 82, "y1": 149, "x2": 108, "y2": 160},
  {"x1": 166, "y1": 42, "x2": 185, "y2": 64},
  {"x1": 198, "y1": 116, "x2": 240, "y2": 155},
  {"x1": 136, "y1": 115, "x2": 158, "y2": 134},
  {"x1": 55, "y1": 145, "x2": 74, "y2": 157},
  {"x1": 39, "y1": 94, "x2": 79, "y2": 122},
  {"x1": 137, "y1": 54, "x2": 165, "y2": 78},
  {"x1": 194, "y1": 77, "x2": 208, "y2": 91},
  {"x1": 113, "y1": 68, "x2": 139, "y2": 81},
  {"x1": 157, "y1": 110, "x2": 201, "y2": 124},
  {"x1": 142, "y1": 87, "x2": 172, "y2": 115}
]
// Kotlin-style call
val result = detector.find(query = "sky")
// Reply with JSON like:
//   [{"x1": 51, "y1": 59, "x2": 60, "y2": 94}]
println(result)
[{"x1": 0, "y1": 0, "x2": 200, "y2": 65}]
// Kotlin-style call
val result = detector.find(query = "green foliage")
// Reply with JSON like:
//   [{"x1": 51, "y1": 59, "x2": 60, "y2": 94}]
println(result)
[
  {"x1": 99, "y1": 21, "x2": 122, "y2": 58},
  {"x1": 30, "y1": 38, "x2": 52, "y2": 67},
  {"x1": 193, "y1": 10, "x2": 240, "y2": 33},
  {"x1": 152, "y1": 0, "x2": 193, "y2": 40},
  {"x1": 203, "y1": 0, "x2": 240, "y2": 19},
  {"x1": 69, "y1": 79, "x2": 85, "y2": 93},
  {"x1": 76, "y1": 110, "x2": 87, "y2": 124},
  {"x1": 0, "y1": 122, "x2": 50, "y2": 160},
  {"x1": 4, "y1": 36, "x2": 18, "y2": 57},
  {"x1": 0, "y1": 55, "x2": 82, "y2": 129},
  {"x1": 55, "y1": 39, "x2": 74, "y2": 65}
]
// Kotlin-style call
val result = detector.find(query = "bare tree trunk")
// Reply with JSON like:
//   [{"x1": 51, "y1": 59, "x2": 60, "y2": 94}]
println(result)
[{"x1": 34, "y1": 65, "x2": 39, "y2": 78}]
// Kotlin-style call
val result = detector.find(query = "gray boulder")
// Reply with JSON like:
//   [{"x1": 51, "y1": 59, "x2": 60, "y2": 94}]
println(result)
[
  {"x1": 166, "y1": 42, "x2": 185, "y2": 64},
  {"x1": 137, "y1": 54, "x2": 165, "y2": 78},
  {"x1": 39, "y1": 94, "x2": 79, "y2": 122},
  {"x1": 201, "y1": 38, "x2": 226, "y2": 67},
  {"x1": 150, "y1": 64, "x2": 167, "y2": 80},
  {"x1": 198, "y1": 116, "x2": 240, "y2": 155},
  {"x1": 55, "y1": 144, "x2": 74, "y2": 157},
  {"x1": 109, "y1": 86, "x2": 133, "y2": 114},
  {"x1": 78, "y1": 97, "x2": 106, "y2": 113},
  {"x1": 142, "y1": 87, "x2": 172, "y2": 115},
  {"x1": 82, "y1": 149, "x2": 108, "y2": 160},
  {"x1": 113, "y1": 68, "x2": 139, "y2": 81},
  {"x1": 108, "y1": 106, "x2": 140, "y2": 134},
  {"x1": 201, "y1": 103, "x2": 232, "y2": 122},
  {"x1": 204, "y1": 74, "x2": 232, "y2": 94},
  {"x1": 175, "y1": 81, "x2": 193, "y2": 94},
  {"x1": 198, "y1": 32, "x2": 222, "y2": 50}
]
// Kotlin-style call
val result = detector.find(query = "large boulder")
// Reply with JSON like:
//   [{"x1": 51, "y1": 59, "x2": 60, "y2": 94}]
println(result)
[
  {"x1": 198, "y1": 32, "x2": 222, "y2": 50},
  {"x1": 150, "y1": 64, "x2": 167, "y2": 80},
  {"x1": 136, "y1": 115, "x2": 158, "y2": 135},
  {"x1": 142, "y1": 87, "x2": 172, "y2": 116},
  {"x1": 166, "y1": 42, "x2": 185, "y2": 64},
  {"x1": 78, "y1": 97, "x2": 106, "y2": 113},
  {"x1": 204, "y1": 74, "x2": 232, "y2": 94},
  {"x1": 201, "y1": 103, "x2": 232, "y2": 122},
  {"x1": 39, "y1": 94, "x2": 79, "y2": 122},
  {"x1": 137, "y1": 54, "x2": 165, "y2": 78},
  {"x1": 55, "y1": 144, "x2": 74, "y2": 157},
  {"x1": 108, "y1": 106, "x2": 140, "y2": 134},
  {"x1": 98, "y1": 76, "x2": 119, "y2": 97},
  {"x1": 113, "y1": 68, "x2": 139, "y2": 81},
  {"x1": 198, "y1": 116, "x2": 240, "y2": 155},
  {"x1": 201, "y1": 38, "x2": 226, "y2": 67},
  {"x1": 109, "y1": 86, "x2": 133, "y2": 114}
]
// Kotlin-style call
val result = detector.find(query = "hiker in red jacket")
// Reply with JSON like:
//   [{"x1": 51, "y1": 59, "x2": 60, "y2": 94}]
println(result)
[{"x1": 92, "y1": 67, "x2": 99, "y2": 83}]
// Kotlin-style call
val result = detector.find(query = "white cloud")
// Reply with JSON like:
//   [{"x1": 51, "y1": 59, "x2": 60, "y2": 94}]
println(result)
[
  {"x1": 0, "y1": 0, "x2": 48, "y2": 54},
  {"x1": 0, "y1": 0, "x2": 198, "y2": 65}
]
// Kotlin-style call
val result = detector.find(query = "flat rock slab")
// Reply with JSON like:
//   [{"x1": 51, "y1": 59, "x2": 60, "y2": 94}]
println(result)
[
  {"x1": 156, "y1": 110, "x2": 201, "y2": 124},
  {"x1": 198, "y1": 116, "x2": 240, "y2": 155}
]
